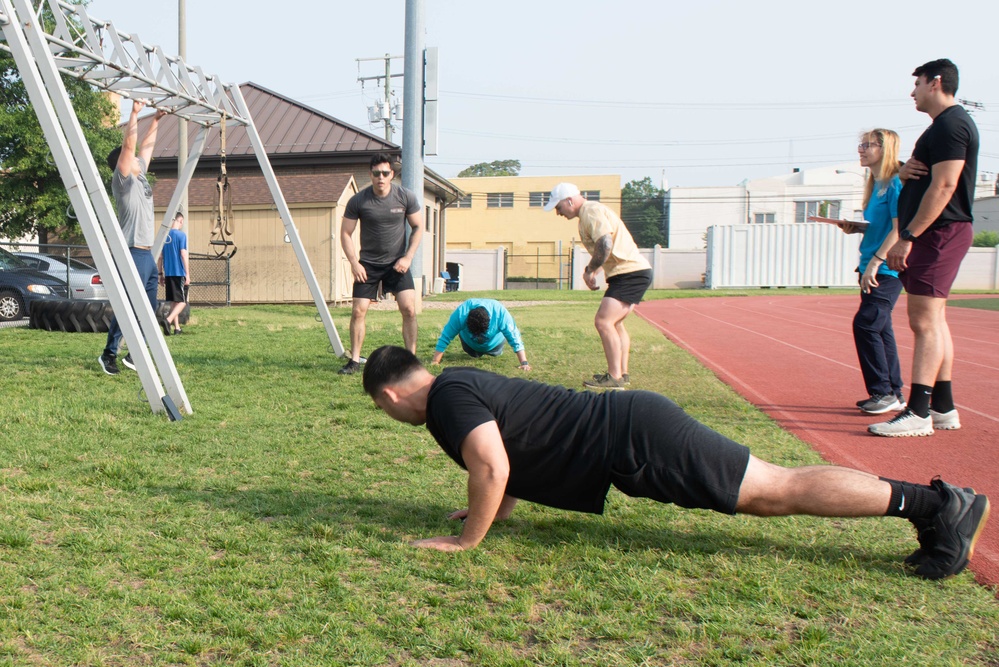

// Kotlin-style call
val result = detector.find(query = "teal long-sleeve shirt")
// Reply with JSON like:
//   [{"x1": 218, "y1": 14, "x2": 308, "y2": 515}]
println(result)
[{"x1": 435, "y1": 299, "x2": 525, "y2": 354}]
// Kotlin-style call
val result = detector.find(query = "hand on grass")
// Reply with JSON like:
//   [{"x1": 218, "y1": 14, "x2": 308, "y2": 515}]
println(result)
[{"x1": 411, "y1": 536, "x2": 463, "y2": 551}]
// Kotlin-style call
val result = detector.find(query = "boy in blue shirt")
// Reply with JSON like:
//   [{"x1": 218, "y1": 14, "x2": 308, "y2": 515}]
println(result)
[{"x1": 432, "y1": 299, "x2": 531, "y2": 371}]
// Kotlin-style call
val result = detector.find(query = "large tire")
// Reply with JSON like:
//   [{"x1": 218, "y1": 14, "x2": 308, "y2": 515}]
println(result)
[
  {"x1": 29, "y1": 299, "x2": 113, "y2": 333},
  {"x1": 0, "y1": 290, "x2": 25, "y2": 321},
  {"x1": 156, "y1": 301, "x2": 190, "y2": 326}
]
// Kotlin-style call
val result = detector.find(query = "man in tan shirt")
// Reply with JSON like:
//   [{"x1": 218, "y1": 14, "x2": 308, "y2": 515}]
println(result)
[{"x1": 545, "y1": 183, "x2": 652, "y2": 389}]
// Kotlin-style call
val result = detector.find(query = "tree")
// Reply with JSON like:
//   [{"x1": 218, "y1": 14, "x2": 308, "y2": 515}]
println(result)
[
  {"x1": 457, "y1": 159, "x2": 521, "y2": 178},
  {"x1": 0, "y1": 46, "x2": 121, "y2": 243},
  {"x1": 620, "y1": 177, "x2": 666, "y2": 247},
  {"x1": 972, "y1": 230, "x2": 999, "y2": 248}
]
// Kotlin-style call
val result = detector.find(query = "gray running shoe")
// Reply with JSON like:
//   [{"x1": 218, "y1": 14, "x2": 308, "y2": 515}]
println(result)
[
  {"x1": 930, "y1": 409, "x2": 961, "y2": 431},
  {"x1": 98, "y1": 353, "x2": 119, "y2": 376},
  {"x1": 594, "y1": 372, "x2": 630, "y2": 385},
  {"x1": 913, "y1": 479, "x2": 990, "y2": 580},
  {"x1": 584, "y1": 373, "x2": 625, "y2": 390},
  {"x1": 338, "y1": 359, "x2": 361, "y2": 375},
  {"x1": 860, "y1": 393, "x2": 902, "y2": 414},
  {"x1": 868, "y1": 409, "x2": 934, "y2": 437}
]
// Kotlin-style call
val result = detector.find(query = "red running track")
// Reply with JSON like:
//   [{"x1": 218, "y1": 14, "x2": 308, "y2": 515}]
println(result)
[{"x1": 637, "y1": 294, "x2": 999, "y2": 588}]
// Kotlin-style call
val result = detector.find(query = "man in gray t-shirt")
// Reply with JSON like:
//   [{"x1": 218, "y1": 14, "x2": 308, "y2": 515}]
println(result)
[
  {"x1": 98, "y1": 100, "x2": 167, "y2": 376},
  {"x1": 338, "y1": 153, "x2": 424, "y2": 375}
]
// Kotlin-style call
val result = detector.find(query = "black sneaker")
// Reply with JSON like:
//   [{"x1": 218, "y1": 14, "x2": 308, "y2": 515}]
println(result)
[
  {"x1": 338, "y1": 359, "x2": 361, "y2": 375},
  {"x1": 98, "y1": 353, "x2": 119, "y2": 376},
  {"x1": 903, "y1": 485, "x2": 977, "y2": 569},
  {"x1": 121, "y1": 353, "x2": 136, "y2": 371},
  {"x1": 912, "y1": 479, "x2": 991, "y2": 580}
]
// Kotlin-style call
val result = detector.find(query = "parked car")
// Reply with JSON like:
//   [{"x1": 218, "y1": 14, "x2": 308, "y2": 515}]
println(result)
[
  {"x1": 14, "y1": 251, "x2": 108, "y2": 300},
  {"x1": 0, "y1": 247, "x2": 70, "y2": 321}
]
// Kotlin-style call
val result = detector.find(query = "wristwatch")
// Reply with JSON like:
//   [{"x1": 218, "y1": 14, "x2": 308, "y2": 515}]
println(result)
[{"x1": 900, "y1": 228, "x2": 918, "y2": 242}]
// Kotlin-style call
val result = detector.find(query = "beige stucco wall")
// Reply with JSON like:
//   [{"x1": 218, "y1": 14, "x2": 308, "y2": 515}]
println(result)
[{"x1": 446, "y1": 174, "x2": 620, "y2": 280}]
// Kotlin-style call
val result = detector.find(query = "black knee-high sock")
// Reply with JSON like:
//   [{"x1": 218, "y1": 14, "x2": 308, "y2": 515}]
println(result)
[
  {"x1": 931, "y1": 381, "x2": 954, "y2": 413},
  {"x1": 881, "y1": 477, "x2": 944, "y2": 519},
  {"x1": 907, "y1": 384, "x2": 933, "y2": 418}
]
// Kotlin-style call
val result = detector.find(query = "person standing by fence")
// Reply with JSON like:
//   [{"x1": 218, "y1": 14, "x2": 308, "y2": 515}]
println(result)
[
  {"x1": 870, "y1": 59, "x2": 979, "y2": 438},
  {"x1": 545, "y1": 183, "x2": 652, "y2": 390},
  {"x1": 159, "y1": 212, "x2": 190, "y2": 335},
  {"x1": 840, "y1": 129, "x2": 906, "y2": 415}
]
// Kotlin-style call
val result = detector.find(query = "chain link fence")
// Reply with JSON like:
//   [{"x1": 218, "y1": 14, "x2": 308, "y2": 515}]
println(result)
[
  {"x1": 1, "y1": 242, "x2": 230, "y2": 329},
  {"x1": 505, "y1": 249, "x2": 572, "y2": 290}
]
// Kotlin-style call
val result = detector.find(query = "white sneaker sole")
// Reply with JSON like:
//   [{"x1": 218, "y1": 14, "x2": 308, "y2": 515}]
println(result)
[{"x1": 868, "y1": 415, "x2": 934, "y2": 437}]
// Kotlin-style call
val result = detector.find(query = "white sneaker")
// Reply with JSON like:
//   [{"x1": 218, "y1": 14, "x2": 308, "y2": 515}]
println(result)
[
  {"x1": 930, "y1": 409, "x2": 961, "y2": 431},
  {"x1": 868, "y1": 409, "x2": 934, "y2": 437}
]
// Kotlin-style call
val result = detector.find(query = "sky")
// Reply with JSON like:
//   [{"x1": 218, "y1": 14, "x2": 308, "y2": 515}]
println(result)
[{"x1": 82, "y1": 0, "x2": 998, "y2": 190}]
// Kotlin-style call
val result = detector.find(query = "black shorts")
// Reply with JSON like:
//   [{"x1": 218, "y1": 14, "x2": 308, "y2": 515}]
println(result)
[
  {"x1": 609, "y1": 391, "x2": 750, "y2": 514},
  {"x1": 352, "y1": 260, "x2": 416, "y2": 300},
  {"x1": 605, "y1": 269, "x2": 652, "y2": 305},
  {"x1": 164, "y1": 277, "x2": 186, "y2": 303}
]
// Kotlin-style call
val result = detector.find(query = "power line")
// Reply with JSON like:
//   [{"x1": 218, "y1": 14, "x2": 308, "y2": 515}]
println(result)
[{"x1": 440, "y1": 90, "x2": 915, "y2": 111}]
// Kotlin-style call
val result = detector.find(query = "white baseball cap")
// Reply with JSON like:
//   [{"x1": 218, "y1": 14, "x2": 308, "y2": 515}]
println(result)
[{"x1": 543, "y1": 183, "x2": 581, "y2": 211}]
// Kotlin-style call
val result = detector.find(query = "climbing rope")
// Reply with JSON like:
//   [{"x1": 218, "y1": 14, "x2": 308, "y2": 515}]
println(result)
[{"x1": 209, "y1": 111, "x2": 236, "y2": 258}]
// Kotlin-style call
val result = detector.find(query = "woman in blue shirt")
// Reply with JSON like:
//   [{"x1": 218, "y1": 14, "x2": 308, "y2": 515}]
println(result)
[{"x1": 842, "y1": 129, "x2": 905, "y2": 415}]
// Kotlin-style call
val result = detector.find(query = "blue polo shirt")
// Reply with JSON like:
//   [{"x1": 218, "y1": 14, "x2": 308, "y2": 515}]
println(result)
[{"x1": 859, "y1": 175, "x2": 901, "y2": 278}]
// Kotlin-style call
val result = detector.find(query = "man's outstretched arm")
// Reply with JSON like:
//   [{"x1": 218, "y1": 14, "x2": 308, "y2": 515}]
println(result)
[{"x1": 411, "y1": 421, "x2": 510, "y2": 551}]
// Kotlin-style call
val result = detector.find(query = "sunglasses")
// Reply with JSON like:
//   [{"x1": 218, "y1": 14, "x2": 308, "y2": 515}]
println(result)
[{"x1": 371, "y1": 170, "x2": 392, "y2": 177}]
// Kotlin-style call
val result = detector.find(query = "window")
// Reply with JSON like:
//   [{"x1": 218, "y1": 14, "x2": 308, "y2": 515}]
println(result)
[
  {"x1": 795, "y1": 200, "x2": 841, "y2": 223},
  {"x1": 487, "y1": 192, "x2": 514, "y2": 208},
  {"x1": 529, "y1": 191, "x2": 550, "y2": 208},
  {"x1": 425, "y1": 206, "x2": 431, "y2": 231},
  {"x1": 581, "y1": 190, "x2": 600, "y2": 201},
  {"x1": 454, "y1": 194, "x2": 472, "y2": 208},
  {"x1": 754, "y1": 212, "x2": 776, "y2": 224}
]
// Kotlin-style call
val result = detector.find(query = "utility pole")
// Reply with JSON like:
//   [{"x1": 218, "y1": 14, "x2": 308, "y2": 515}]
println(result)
[
  {"x1": 356, "y1": 54, "x2": 403, "y2": 141},
  {"x1": 177, "y1": 0, "x2": 187, "y2": 222},
  {"x1": 402, "y1": 0, "x2": 425, "y2": 295}
]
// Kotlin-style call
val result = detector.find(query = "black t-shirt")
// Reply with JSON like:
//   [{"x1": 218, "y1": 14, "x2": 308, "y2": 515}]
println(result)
[
  {"x1": 898, "y1": 105, "x2": 979, "y2": 230},
  {"x1": 425, "y1": 367, "x2": 623, "y2": 514},
  {"x1": 343, "y1": 183, "x2": 421, "y2": 264}
]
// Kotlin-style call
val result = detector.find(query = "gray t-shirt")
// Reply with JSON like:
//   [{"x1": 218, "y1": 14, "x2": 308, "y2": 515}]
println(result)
[
  {"x1": 343, "y1": 183, "x2": 421, "y2": 264},
  {"x1": 111, "y1": 157, "x2": 155, "y2": 248}
]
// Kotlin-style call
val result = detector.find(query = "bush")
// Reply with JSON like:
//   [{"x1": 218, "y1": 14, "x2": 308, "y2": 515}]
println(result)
[{"x1": 972, "y1": 230, "x2": 999, "y2": 247}]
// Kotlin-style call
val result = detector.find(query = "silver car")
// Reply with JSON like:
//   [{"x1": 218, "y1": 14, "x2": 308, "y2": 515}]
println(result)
[{"x1": 14, "y1": 252, "x2": 108, "y2": 300}]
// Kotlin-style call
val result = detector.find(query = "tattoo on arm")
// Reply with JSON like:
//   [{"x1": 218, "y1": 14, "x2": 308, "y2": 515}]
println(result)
[{"x1": 588, "y1": 235, "x2": 612, "y2": 271}]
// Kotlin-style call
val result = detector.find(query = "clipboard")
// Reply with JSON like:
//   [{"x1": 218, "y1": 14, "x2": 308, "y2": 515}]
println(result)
[{"x1": 808, "y1": 216, "x2": 868, "y2": 230}]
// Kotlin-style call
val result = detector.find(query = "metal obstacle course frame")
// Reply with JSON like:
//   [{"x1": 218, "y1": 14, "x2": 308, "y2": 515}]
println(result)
[{"x1": 0, "y1": 0, "x2": 345, "y2": 416}]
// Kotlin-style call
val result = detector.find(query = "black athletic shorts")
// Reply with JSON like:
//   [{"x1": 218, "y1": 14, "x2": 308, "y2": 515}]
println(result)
[
  {"x1": 164, "y1": 276, "x2": 186, "y2": 303},
  {"x1": 605, "y1": 269, "x2": 652, "y2": 305},
  {"x1": 352, "y1": 260, "x2": 416, "y2": 300},
  {"x1": 608, "y1": 391, "x2": 750, "y2": 514}
]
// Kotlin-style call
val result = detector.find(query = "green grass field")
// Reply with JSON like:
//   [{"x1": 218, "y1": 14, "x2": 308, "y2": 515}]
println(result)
[{"x1": 1, "y1": 294, "x2": 997, "y2": 666}]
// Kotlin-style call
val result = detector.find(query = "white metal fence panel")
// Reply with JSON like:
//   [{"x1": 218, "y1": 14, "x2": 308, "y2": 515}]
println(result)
[{"x1": 706, "y1": 223, "x2": 861, "y2": 289}]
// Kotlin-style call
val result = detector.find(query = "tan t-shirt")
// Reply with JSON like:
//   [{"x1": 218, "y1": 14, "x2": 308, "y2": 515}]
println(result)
[{"x1": 577, "y1": 201, "x2": 650, "y2": 278}]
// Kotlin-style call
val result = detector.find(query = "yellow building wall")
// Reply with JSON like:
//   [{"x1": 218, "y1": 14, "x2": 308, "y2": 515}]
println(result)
[{"x1": 447, "y1": 174, "x2": 620, "y2": 280}]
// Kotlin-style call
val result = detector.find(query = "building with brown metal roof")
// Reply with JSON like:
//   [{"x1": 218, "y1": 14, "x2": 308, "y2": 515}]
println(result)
[{"x1": 143, "y1": 82, "x2": 461, "y2": 304}]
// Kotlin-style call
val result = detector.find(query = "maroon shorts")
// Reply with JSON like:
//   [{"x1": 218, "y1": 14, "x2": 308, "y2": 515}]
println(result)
[{"x1": 900, "y1": 223, "x2": 972, "y2": 298}]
